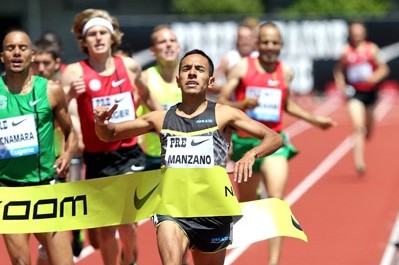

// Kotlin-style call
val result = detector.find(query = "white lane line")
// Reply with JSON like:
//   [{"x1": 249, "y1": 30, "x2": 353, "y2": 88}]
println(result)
[
  {"x1": 284, "y1": 136, "x2": 352, "y2": 205},
  {"x1": 380, "y1": 211, "x2": 399, "y2": 265},
  {"x1": 379, "y1": 95, "x2": 399, "y2": 265},
  {"x1": 225, "y1": 97, "x2": 393, "y2": 265}
]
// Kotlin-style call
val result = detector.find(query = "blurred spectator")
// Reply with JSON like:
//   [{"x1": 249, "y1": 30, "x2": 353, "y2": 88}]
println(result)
[{"x1": 211, "y1": 17, "x2": 260, "y2": 100}]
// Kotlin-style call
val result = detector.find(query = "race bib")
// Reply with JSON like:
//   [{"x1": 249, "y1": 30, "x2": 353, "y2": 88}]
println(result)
[
  {"x1": 92, "y1": 92, "x2": 135, "y2": 123},
  {"x1": 165, "y1": 136, "x2": 214, "y2": 168},
  {"x1": 347, "y1": 62, "x2": 373, "y2": 83},
  {"x1": 0, "y1": 114, "x2": 38, "y2": 159},
  {"x1": 245, "y1": 86, "x2": 282, "y2": 122}
]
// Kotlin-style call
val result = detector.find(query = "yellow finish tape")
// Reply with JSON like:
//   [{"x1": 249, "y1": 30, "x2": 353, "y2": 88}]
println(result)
[
  {"x1": 229, "y1": 198, "x2": 308, "y2": 248},
  {"x1": 0, "y1": 167, "x2": 307, "y2": 245},
  {"x1": 0, "y1": 167, "x2": 241, "y2": 234}
]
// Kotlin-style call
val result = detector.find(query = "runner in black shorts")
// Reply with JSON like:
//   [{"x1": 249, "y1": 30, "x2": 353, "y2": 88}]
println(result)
[
  {"x1": 152, "y1": 215, "x2": 233, "y2": 252},
  {"x1": 348, "y1": 88, "x2": 378, "y2": 107},
  {"x1": 334, "y1": 21, "x2": 389, "y2": 175},
  {"x1": 94, "y1": 49, "x2": 283, "y2": 265}
]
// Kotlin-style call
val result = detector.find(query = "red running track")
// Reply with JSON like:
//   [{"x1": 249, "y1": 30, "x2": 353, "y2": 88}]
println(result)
[{"x1": 1, "y1": 90, "x2": 398, "y2": 265}]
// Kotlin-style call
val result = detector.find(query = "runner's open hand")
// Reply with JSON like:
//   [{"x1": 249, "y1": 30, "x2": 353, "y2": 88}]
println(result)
[{"x1": 233, "y1": 152, "x2": 256, "y2": 183}]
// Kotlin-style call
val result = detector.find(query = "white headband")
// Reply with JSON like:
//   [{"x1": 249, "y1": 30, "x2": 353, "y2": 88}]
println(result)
[{"x1": 82, "y1": 17, "x2": 115, "y2": 35}]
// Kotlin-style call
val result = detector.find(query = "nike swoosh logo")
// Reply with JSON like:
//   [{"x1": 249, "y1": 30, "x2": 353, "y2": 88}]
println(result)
[
  {"x1": 115, "y1": 97, "x2": 124, "y2": 103},
  {"x1": 267, "y1": 80, "x2": 280, "y2": 86},
  {"x1": 111, "y1": 79, "x2": 126, "y2": 88},
  {"x1": 29, "y1": 99, "x2": 41, "y2": 106},
  {"x1": 130, "y1": 165, "x2": 145, "y2": 172},
  {"x1": 291, "y1": 215, "x2": 303, "y2": 231},
  {"x1": 12, "y1": 118, "x2": 28, "y2": 126},
  {"x1": 191, "y1": 138, "x2": 210, "y2": 146},
  {"x1": 134, "y1": 184, "x2": 159, "y2": 210}
]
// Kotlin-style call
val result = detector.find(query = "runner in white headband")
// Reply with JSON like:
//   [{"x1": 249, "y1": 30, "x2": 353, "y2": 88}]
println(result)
[{"x1": 82, "y1": 17, "x2": 115, "y2": 36}]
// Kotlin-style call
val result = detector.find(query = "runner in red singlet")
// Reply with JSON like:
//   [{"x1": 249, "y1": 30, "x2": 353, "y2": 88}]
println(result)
[
  {"x1": 218, "y1": 22, "x2": 336, "y2": 265},
  {"x1": 61, "y1": 8, "x2": 161, "y2": 265},
  {"x1": 334, "y1": 21, "x2": 389, "y2": 175}
]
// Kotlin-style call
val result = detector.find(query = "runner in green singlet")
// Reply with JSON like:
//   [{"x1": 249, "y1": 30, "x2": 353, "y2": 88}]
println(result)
[{"x1": 0, "y1": 29, "x2": 77, "y2": 265}]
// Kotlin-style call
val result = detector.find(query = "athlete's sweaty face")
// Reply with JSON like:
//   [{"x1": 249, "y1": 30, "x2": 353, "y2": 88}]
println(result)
[
  {"x1": 236, "y1": 26, "x2": 257, "y2": 57},
  {"x1": 257, "y1": 25, "x2": 283, "y2": 65},
  {"x1": 177, "y1": 54, "x2": 214, "y2": 95},
  {"x1": 84, "y1": 25, "x2": 113, "y2": 55},
  {"x1": 348, "y1": 23, "x2": 367, "y2": 47},
  {"x1": 1, "y1": 31, "x2": 34, "y2": 74},
  {"x1": 32, "y1": 52, "x2": 60, "y2": 80}
]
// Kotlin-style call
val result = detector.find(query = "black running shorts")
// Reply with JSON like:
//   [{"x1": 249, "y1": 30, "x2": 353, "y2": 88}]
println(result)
[
  {"x1": 83, "y1": 144, "x2": 146, "y2": 179},
  {"x1": 152, "y1": 214, "x2": 234, "y2": 252},
  {"x1": 349, "y1": 89, "x2": 378, "y2": 106}
]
